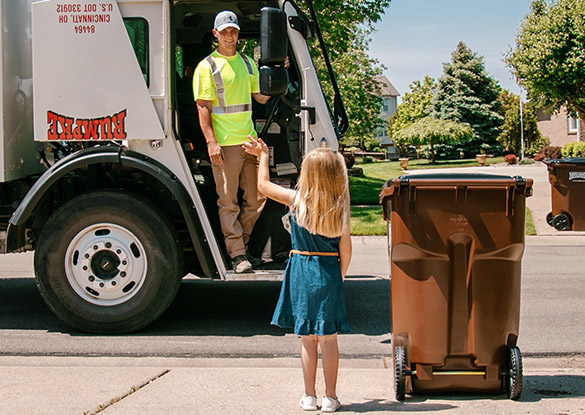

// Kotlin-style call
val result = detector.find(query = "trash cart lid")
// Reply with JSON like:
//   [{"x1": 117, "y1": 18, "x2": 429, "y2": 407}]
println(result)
[
  {"x1": 397, "y1": 172, "x2": 515, "y2": 180},
  {"x1": 380, "y1": 173, "x2": 533, "y2": 201},
  {"x1": 544, "y1": 157, "x2": 585, "y2": 166}
]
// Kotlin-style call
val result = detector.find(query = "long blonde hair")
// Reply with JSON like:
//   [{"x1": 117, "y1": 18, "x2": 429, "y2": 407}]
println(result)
[{"x1": 293, "y1": 148, "x2": 350, "y2": 238}]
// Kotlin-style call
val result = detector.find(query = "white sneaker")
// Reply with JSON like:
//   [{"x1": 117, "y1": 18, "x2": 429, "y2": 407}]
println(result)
[
  {"x1": 299, "y1": 395, "x2": 318, "y2": 411},
  {"x1": 321, "y1": 396, "x2": 341, "y2": 412}
]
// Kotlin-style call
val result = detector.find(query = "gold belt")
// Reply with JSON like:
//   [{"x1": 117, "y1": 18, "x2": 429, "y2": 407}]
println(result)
[{"x1": 289, "y1": 250, "x2": 339, "y2": 257}]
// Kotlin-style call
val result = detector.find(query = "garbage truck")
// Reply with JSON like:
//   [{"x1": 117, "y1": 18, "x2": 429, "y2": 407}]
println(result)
[{"x1": 0, "y1": 0, "x2": 348, "y2": 333}]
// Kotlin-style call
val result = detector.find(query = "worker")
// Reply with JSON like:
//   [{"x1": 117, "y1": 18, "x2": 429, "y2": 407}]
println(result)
[{"x1": 193, "y1": 10, "x2": 270, "y2": 273}]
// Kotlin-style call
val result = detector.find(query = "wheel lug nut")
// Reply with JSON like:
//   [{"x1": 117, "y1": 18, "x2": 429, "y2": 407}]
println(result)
[
  {"x1": 83, "y1": 266, "x2": 88, "y2": 271},
  {"x1": 93, "y1": 245, "x2": 98, "y2": 250},
  {"x1": 99, "y1": 283, "x2": 105, "y2": 288},
  {"x1": 122, "y1": 260, "x2": 127, "y2": 265},
  {"x1": 89, "y1": 276, "x2": 95, "y2": 282},
  {"x1": 116, "y1": 249, "x2": 122, "y2": 254},
  {"x1": 85, "y1": 253, "x2": 90, "y2": 259},
  {"x1": 111, "y1": 281, "x2": 117, "y2": 286},
  {"x1": 105, "y1": 242, "x2": 112, "y2": 248},
  {"x1": 120, "y1": 272, "x2": 127, "y2": 278}
]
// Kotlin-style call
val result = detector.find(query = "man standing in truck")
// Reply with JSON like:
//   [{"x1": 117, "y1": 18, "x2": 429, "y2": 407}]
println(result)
[{"x1": 194, "y1": 11, "x2": 270, "y2": 273}]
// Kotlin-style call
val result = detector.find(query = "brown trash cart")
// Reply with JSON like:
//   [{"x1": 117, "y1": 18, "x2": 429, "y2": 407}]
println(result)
[
  {"x1": 544, "y1": 158, "x2": 585, "y2": 231},
  {"x1": 380, "y1": 173, "x2": 533, "y2": 401}
]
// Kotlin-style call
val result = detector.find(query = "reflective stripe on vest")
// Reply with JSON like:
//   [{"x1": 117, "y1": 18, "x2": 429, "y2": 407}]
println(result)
[{"x1": 205, "y1": 52, "x2": 254, "y2": 115}]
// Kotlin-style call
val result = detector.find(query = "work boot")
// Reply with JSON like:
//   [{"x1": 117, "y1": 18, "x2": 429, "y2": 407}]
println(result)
[
  {"x1": 246, "y1": 251, "x2": 263, "y2": 267},
  {"x1": 232, "y1": 255, "x2": 253, "y2": 273}
]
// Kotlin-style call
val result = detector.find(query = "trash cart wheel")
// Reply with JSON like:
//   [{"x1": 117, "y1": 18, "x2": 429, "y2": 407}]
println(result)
[
  {"x1": 504, "y1": 346, "x2": 523, "y2": 400},
  {"x1": 552, "y1": 213, "x2": 571, "y2": 231},
  {"x1": 546, "y1": 212, "x2": 554, "y2": 227},
  {"x1": 394, "y1": 345, "x2": 407, "y2": 401}
]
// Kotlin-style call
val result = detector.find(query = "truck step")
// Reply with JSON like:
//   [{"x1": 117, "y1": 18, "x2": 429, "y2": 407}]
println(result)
[
  {"x1": 223, "y1": 270, "x2": 284, "y2": 281},
  {"x1": 0, "y1": 231, "x2": 5, "y2": 253}
]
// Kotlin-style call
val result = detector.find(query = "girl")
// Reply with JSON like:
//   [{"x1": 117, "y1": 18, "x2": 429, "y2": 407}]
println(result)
[{"x1": 243, "y1": 137, "x2": 352, "y2": 413}]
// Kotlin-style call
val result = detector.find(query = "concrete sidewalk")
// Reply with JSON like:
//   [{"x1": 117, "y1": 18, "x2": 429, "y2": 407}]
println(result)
[{"x1": 1, "y1": 355, "x2": 585, "y2": 415}]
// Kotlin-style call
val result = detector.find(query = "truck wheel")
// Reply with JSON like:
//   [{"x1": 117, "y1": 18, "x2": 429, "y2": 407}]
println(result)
[{"x1": 34, "y1": 190, "x2": 183, "y2": 333}]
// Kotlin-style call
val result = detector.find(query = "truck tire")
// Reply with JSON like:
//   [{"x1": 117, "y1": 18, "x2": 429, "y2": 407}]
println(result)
[{"x1": 34, "y1": 190, "x2": 183, "y2": 333}]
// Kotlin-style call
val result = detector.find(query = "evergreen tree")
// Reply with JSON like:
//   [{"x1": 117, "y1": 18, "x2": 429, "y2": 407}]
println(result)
[{"x1": 432, "y1": 42, "x2": 504, "y2": 155}]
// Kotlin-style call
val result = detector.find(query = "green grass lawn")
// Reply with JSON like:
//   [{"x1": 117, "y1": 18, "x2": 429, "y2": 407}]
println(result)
[
  {"x1": 349, "y1": 157, "x2": 505, "y2": 205},
  {"x1": 525, "y1": 207, "x2": 537, "y2": 236},
  {"x1": 349, "y1": 157, "x2": 536, "y2": 236},
  {"x1": 352, "y1": 205, "x2": 538, "y2": 236},
  {"x1": 350, "y1": 206, "x2": 386, "y2": 235}
]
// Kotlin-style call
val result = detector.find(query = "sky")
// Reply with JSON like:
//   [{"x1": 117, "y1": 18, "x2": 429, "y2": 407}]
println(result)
[{"x1": 369, "y1": 0, "x2": 533, "y2": 101}]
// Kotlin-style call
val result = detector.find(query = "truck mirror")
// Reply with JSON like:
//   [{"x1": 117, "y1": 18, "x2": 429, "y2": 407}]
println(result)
[
  {"x1": 260, "y1": 7, "x2": 288, "y2": 96},
  {"x1": 259, "y1": 66, "x2": 288, "y2": 96},
  {"x1": 260, "y1": 7, "x2": 287, "y2": 65}
]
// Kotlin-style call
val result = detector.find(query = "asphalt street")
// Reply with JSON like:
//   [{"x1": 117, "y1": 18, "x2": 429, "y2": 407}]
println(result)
[{"x1": 0, "y1": 241, "x2": 584, "y2": 358}]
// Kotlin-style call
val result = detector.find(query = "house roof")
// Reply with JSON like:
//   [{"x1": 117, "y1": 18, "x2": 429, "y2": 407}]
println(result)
[
  {"x1": 374, "y1": 75, "x2": 400, "y2": 97},
  {"x1": 379, "y1": 136, "x2": 393, "y2": 146}
]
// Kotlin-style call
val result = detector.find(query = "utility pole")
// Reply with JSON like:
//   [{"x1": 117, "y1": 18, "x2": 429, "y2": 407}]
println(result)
[{"x1": 519, "y1": 96, "x2": 525, "y2": 160}]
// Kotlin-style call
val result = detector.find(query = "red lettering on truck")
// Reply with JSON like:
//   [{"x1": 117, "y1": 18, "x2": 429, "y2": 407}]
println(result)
[{"x1": 46, "y1": 110, "x2": 127, "y2": 140}]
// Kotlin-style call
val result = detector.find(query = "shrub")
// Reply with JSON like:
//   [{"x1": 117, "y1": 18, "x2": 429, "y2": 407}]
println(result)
[
  {"x1": 504, "y1": 154, "x2": 518, "y2": 164},
  {"x1": 421, "y1": 143, "x2": 460, "y2": 160},
  {"x1": 419, "y1": 141, "x2": 504, "y2": 161},
  {"x1": 341, "y1": 151, "x2": 355, "y2": 168},
  {"x1": 525, "y1": 135, "x2": 550, "y2": 157},
  {"x1": 543, "y1": 146, "x2": 562, "y2": 159},
  {"x1": 561, "y1": 142, "x2": 575, "y2": 157},
  {"x1": 561, "y1": 142, "x2": 585, "y2": 157},
  {"x1": 533, "y1": 153, "x2": 545, "y2": 162}
]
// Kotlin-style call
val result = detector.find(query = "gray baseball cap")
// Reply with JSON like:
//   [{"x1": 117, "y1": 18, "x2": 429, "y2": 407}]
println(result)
[{"x1": 214, "y1": 11, "x2": 240, "y2": 31}]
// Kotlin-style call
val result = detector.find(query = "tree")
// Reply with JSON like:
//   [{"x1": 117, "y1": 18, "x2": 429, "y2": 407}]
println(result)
[
  {"x1": 389, "y1": 76, "x2": 436, "y2": 135},
  {"x1": 313, "y1": 0, "x2": 390, "y2": 60},
  {"x1": 432, "y1": 42, "x2": 503, "y2": 155},
  {"x1": 393, "y1": 117, "x2": 473, "y2": 163},
  {"x1": 506, "y1": 0, "x2": 585, "y2": 118},
  {"x1": 309, "y1": 0, "x2": 391, "y2": 150},
  {"x1": 497, "y1": 90, "x2": 546, "y2": 156},
  {"x1": 334, "y1": 28, "x2": 385, "y2": 150}
]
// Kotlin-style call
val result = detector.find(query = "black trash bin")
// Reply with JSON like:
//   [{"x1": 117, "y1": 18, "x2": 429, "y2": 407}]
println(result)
[
  {"x1": 380, "y1": 173, "x2": 533, "y2": 401},
  {"x1": 544, "y1": 158, "x2": 585, "y2": 231}
]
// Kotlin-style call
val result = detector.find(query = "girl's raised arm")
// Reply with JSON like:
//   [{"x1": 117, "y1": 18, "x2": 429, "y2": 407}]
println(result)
[{"x1": 243, "y1": 136, "x2": 296, "y2": 206}]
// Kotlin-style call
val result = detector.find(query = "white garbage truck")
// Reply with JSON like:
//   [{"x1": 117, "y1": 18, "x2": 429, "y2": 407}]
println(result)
[{"x1": 0, "y1": 0, "x2": 348, "y2": 333}]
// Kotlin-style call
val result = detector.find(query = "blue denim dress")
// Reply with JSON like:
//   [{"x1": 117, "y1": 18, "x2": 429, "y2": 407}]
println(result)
[{"x1": 271, "y1": 214, "x2": 350, "y2": 335}]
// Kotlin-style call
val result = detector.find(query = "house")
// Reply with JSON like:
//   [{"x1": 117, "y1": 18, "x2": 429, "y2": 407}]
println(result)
[
  {"x1": 373, "y1": 75, "x2": 400, "y2": 158},
  {"x1": 537, "y1": 106, "x2": 584, "y2": 147}
]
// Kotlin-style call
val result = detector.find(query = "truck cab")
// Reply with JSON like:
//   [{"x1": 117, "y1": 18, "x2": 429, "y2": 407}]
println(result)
[{"x1": 0, "y1": 0, "x2": 347, "y2": 333}]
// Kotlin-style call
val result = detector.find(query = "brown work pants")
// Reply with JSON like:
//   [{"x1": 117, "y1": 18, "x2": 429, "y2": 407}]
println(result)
[{"x1": 212, "y1": 145, "x2": 266, "y2": 259}]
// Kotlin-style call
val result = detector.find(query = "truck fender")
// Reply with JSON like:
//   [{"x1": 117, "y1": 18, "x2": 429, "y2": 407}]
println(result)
[{"x1": 6, "y1": 146, "x2": 217, "y2": 277}]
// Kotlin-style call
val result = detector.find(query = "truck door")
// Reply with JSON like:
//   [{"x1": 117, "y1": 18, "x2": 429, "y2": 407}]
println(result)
[{"x1": 31, "y1": 0, "x2": 165, "y2": 142}]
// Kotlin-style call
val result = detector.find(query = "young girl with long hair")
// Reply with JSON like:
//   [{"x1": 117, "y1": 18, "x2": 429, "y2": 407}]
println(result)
[{"x1": 243, "y1": 137, "x2": 352, "y2": 412}]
